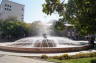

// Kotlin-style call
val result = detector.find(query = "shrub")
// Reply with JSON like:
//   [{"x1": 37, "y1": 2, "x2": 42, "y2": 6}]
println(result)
[
  {"x1": 54, "y1": 54, "x2": 70, "y2": 60},
  {"x1": 60, "y1": 54, "x2": 70, "y2": 60},
  {"x1": 41, "y1": 55, "x2": 48, "y2": 59},
  {"x1": 74, "y1": 52, "x2": 96, "y2": 58},
  {"x1": 89, "y1": 52, "x2": 96, "y2": 57},
  {"x1": 75, "y1": 53, "x2": 90, "y2": 58},
  {"x1": 52, "y1": 52, "x2": 96, "y2": 60},
  {"x1": 53, "y1": 56, "x2": 60, "y2": 59}
]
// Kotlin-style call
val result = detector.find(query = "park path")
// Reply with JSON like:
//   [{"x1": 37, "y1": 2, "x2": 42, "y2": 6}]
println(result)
[{"x1": 0, "y1": 55, "x2": 55, "y2": 63}]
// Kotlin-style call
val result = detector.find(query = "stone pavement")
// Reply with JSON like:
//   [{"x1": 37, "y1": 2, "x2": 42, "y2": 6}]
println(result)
[
  {"x1": 0, "y1": 55, "x2": 54, "y2": 63},
  {"x1": 0, "y1": 49, "x2": 96, "y2": 57}
]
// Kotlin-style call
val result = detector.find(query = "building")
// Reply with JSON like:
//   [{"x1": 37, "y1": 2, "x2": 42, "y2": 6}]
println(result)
[{"x1": 0, "y1": 0, "x2": 24, "y2": 21}]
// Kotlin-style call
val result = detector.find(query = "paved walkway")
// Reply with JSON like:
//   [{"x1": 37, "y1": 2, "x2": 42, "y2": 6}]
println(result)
[
  {"x1": 0, "y1": 49, "x2": 96, "y2": 63},
  {"x1": 0, "y1": 55, "x2": 54, "y2": 63},
  {"x1": 0, "y1": 49, "x2": 96, "y2": 57}
]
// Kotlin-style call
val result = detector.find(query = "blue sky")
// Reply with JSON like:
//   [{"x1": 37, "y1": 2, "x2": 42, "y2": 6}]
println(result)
[
  {"x1": 12, "y1": 0, "x2": 60, "y2": 23},
  {"x1": 1, "y1": 0, "x2": 67, "y2": 23}
]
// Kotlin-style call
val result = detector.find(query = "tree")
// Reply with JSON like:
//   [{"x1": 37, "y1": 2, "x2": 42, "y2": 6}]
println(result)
[
  {"x1": 50, "y1": 20, "x2": 66, "y2": 36},
  {"x1": 30, "y1": 21, "x2": 44, "y2": 36},
  {"x1": 0, "y1": 19, "x2": 30, "y2": 41},
  {"x1": 43, "y1": 0, "x2": 96, "y2": 48}
]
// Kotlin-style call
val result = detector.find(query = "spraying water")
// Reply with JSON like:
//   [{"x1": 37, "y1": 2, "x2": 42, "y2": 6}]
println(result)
[{"x1": 7, "y1": 22, "x2": 88, "y2": 48}]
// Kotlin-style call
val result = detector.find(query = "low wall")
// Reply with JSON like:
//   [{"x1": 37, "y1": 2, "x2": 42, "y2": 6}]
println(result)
[{"x1": 0, "y1": 45, "x2": 90, "y2": 53}]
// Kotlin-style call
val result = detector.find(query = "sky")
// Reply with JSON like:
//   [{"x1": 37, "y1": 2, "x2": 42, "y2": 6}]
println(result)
[
  {"x1": 12, "y1": 0, "x2": 60, "y2": 23},
  {"x1": 1, "y1": 0, "x2": 67, "y2": 23}
]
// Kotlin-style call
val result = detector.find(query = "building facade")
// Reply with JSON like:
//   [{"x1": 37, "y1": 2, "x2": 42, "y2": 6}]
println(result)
[{"x1": 0, "y1": 0, "x2": 24, "y2": 21}]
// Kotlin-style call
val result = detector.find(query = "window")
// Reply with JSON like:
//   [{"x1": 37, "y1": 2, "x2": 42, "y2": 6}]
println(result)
[
  {"x1": 5, "y1": 4, "x2": 7, "y2": 7},
  {"x1": 10, "y1": 6, "x2": 12, "y2": 8},
  {"x1": 22, "y1": 8, "x2": 24, "y2": 11},
  {"x1": 5, "y1": 4, "x2": 12, "y2": 8},
  {"x1": 5, "y1": 8, "x2": 7, "y2": 10},
  {"x1": 4, "y1": 4, "x2": 12, "y2": 11},
  {"x1": 5, "y1": 8, "x2": 11, "y2": 11},
  {"x1": 22, "y1": 14, "x2": 23, "y2": 16}
]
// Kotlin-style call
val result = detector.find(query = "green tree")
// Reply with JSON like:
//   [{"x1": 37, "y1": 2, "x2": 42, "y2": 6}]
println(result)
[
  {"x1": 43, "y1": 0, "x2": 96, "y2": 48},
  {"x1": 30, "y1": 21, "x2": 44, "y2": 36},
  {"x1": 50, "y1": 20, "x2": 66, "y2": 36},
  {"x1": 0, "y1": 19, "x2": 30, "y2": 41}
]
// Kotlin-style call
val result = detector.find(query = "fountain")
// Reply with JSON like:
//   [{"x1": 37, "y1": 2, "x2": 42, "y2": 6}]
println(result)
[
  {"x1": 0, "y1": 22, "x2": 89, "y2": 53},
  {"x1": 33, "y1": 33, "x2": 56, "y2": 47}
]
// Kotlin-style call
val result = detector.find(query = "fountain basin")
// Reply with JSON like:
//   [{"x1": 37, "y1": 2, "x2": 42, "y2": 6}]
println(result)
[
  {"x1": 0, "y1": 45, "x2": 90, "y2": 53},
  {"x1": 0, "y1": 37, "x2": 90, "y2": 53}
]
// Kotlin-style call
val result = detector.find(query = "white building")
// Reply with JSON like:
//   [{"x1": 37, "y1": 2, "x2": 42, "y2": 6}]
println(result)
[{"x1": 0, "y1": 0, "x2": 24, "y2": 21}]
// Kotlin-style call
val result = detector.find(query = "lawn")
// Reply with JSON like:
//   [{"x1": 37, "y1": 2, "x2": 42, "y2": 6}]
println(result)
[{"x1": 48, "y1": 57, "x2": 96, "y2": 63}]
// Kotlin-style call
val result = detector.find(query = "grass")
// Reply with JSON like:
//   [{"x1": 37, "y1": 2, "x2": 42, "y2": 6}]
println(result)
[{"x1": 48, "y1": 57, "x2": 96, "y2": 63}]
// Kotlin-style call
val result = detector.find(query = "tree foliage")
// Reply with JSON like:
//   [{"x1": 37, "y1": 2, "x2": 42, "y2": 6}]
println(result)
[
  {"x1": 29, "y1": 21, "x2": 44, "y2": 36},
  {"x1": 53, "y1": 20, "x2": 65, "y2": 31},
  {"x1": 50, "y1": 21, "x2": 66, "y2": 36},
  {"x1": 43, "y1": 0, "x2": 96, "y2": 35},
  {"x1": 0, "y1": 19, "x2": 30, "y2": 40}
]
